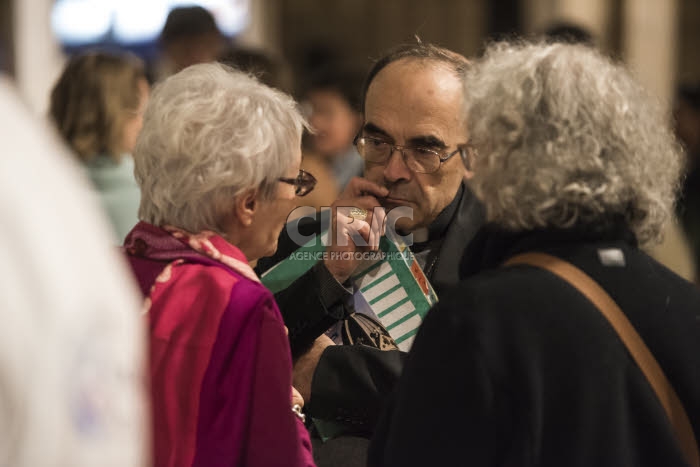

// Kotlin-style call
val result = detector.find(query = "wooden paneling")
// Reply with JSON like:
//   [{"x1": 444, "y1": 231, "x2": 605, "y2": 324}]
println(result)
[
  {"x1": 276, "y1": 0, "x2": 699, "y2": 92},
  {"x1": 0, "y1": 0, "x2": 14, "y2": 76},
  {"x1": 679, "y1": 0, "x2": 700, "y2": 82},
  {"x1": 279, "y1": 0, "x2": 488, "y2": 86}
]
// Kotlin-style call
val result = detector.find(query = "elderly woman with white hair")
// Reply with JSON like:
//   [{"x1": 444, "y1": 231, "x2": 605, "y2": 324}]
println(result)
[
  {"x1": 123, "y1": 63, "x2": 316, "y2": 467},
  {"x1": 369, "y1": 42, "x2": 700, "y2": 467}
]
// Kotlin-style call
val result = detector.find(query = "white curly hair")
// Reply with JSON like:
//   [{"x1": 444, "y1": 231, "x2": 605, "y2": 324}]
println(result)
[
  {"x1": 134, "y1": 62, "x2": 307, "y2": 234},
  {"x1": 465, "y1": 41, "x2": 684, "y2": 245}
]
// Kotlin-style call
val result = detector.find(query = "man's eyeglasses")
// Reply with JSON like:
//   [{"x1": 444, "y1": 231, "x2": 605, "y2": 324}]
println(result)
[
  {"x1": 354, "y1": 135, "x2": 466, "y2": 174},
  {"x1": 278, "y1": 169, "x2": 317, "y2": 197}
]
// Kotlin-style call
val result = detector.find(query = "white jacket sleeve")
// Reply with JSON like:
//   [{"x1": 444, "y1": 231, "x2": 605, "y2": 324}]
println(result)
[{"x1": 0, "y1": 77, "x2": 149, "y2": 467}]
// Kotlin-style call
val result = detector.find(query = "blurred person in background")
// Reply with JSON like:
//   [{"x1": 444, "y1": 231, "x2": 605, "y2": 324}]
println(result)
[
  {"x1": 50, "y1": 51, "x2": 149, "y2": 243},
  {"x1": 543, "y1": 21, "x2": 595, "y2": 45},
  {"x1": 674, "y1": 82, "x2": 700, "y2": 284},
  {"x1": 294, "y1": 140, "x2": 341, "y2": 213},
  {"x1": 124, "y1": 63, "x2": 316, "y2": 467},
  {"x1": 1, "y1": 75, "x2": 147, "y2": 467},
  {"x1": 157, "y1": 5, "x2": 226, "y2": 80},
  {"x1": 303, "y1": 66, "x2": 365, "y2": 191},
  {"x1": 369, "y1": 41, "x2": 700, "y2": 467},
  {"x1": 218, "y1": 44, "x2": 290, "y2": 92}
]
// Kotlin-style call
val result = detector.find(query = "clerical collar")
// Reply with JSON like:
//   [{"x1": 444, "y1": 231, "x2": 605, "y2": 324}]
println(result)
[
  {"x1": 405, "y1": 183, "x2": 464, "y2": 253},
  {"x1": 426, "y1": 183, "x2": 464, "y2": 241}
]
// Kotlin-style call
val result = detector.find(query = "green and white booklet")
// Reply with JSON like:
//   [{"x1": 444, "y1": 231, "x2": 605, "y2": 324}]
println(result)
[{"x1": 261, "y1": 227, "x2": 438, "y2": 352}]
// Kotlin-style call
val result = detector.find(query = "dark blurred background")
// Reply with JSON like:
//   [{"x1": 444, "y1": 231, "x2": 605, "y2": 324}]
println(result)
[
  {"x1": 1, "y1": 0, "x2": 699, "y2": 113},
  {"x1": 1, "y1": 0, "x2": 699, "y2": 279}
]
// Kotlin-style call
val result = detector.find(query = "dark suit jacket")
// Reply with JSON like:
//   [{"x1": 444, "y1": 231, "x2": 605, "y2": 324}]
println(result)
[
  {"x1": 255, "y1": 182, "x2": 485, "y2": 432},
  {"x1": 369, "y1": 225, "x2": 700, "y2": 467}
]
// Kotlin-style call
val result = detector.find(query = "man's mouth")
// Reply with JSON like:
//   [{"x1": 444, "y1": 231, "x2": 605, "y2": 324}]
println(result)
[{"x1": 382, "y1": 196, "x2": 412, "y2": 206}]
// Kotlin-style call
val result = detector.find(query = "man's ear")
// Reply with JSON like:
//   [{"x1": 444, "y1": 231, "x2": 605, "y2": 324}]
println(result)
[
  {"x1": 233, "y1": 189, "x2": 258, "y2": 227},
  {"x1": 352, "y1": 111, "x2": 363, "y2": 132},
  {"x1": 461, "y1": 145, "x2": 476, "y2": 180}
]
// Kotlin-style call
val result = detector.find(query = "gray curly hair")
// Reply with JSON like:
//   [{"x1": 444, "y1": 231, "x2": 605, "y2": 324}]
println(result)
[
  {"x1": 134, "y1": 62, "x2": 307, "y2": 234},
  {"x1": 465, "y1": 41, "x2": 684, "y2": 245}
]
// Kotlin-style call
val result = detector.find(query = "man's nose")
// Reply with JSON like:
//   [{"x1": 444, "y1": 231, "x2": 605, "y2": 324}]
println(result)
[{"x1": 383, "y1": 148, "x2": 412, "y2": 183}]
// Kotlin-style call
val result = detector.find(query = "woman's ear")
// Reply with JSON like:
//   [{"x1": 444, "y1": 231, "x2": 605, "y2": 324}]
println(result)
[{"x1": 233, "y1": 188, "x2": 258, "y2": 227}]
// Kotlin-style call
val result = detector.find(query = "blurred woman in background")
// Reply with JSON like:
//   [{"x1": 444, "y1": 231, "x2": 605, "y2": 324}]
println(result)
[
  {"x1": 303, "y1": 66, "x2": 364, "y2": 191},
  {"x1": 50, "y1": 51, "x2": 149, "y2": 242},
  {"x1": 124, "y1": 63, "x2": 316, "y2": 467}
]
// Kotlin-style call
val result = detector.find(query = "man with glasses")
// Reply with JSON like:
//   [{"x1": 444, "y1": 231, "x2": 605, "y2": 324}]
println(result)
[{"x1": 256, "y1": 42, "x2": 484, "y2": 466}]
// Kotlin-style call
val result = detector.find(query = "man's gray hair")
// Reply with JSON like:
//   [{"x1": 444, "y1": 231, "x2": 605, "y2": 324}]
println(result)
[
  {"x1": 465, "y1": 41, "x2": 683, "y2": 245},
  {"x1": 134, "y1": 62, "x2": 307, "y2": 234}
]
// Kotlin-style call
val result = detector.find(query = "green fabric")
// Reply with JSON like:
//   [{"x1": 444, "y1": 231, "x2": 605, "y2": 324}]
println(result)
[
  {"x1": 261, "y1": 234, "x2": 327, "y2": 293},
  {"x1": 261, "y1": 231, "x2": 438, "y2": 350},
  {"x1": 85, "y1": 154, "x2": 140, "y2": 243}
]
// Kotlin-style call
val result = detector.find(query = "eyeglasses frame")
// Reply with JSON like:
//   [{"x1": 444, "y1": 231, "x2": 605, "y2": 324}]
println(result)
[
  {"x1": 278, "y1": 169, "x2": 317, "y2": 197},
  {"x1": 353, "y1": 134, "x2": 468, "y2": 174}
]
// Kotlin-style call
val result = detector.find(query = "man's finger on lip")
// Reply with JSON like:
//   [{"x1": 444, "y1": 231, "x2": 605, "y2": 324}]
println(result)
[
  {"x1": 359, "y1": 188, "x2": 389, "y2": 200},
  {"x1": 346, "y1": 177, "x2": 389, "y2": 198},
  {"x1": 383, "y1": 195, "x2": 410, "y2": 203}
]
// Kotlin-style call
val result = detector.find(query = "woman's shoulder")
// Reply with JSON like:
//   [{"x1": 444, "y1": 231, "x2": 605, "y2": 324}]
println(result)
[
  {"x1": 170, "y1": 258, "x2": 265, "y2": 294},
  {"x1": 227, "y1": 275, "x2": 283, "y2": 321},
  {"x1": 146, "y1": 242, "x2": 284, "y2": 326}
]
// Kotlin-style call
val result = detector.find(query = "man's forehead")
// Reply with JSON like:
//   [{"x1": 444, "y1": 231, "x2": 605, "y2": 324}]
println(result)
[
  {"x1": 364, "y1": 59, "x2": 463, "y2": 110},
  {"x1": 363, "y1": 59, "x2": 466, "y2": 142}
]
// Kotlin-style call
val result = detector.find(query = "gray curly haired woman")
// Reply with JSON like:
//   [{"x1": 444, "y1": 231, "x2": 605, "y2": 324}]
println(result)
[{"x1": 465, "y1": 42, "x2": 682, "y2": 244}]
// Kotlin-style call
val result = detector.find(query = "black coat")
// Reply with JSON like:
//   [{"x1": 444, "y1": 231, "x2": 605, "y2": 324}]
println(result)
[
  {"x1": 255, "y1": 183, "x2": 485, "y2": 433},
  {"x1": 369, "y1": 225, "x2": 700, "y2": 467}
]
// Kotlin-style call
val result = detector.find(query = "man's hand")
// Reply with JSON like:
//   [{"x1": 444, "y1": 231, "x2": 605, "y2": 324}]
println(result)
[
  {"x1": 291, "y1": 386, "x2": 304, "y2": 408},
  {"x1": 293, "y1": 334, "x2": 335, "y2": 403},
  {"x1": 324, "y1": 177, "x2": 389, "y2": 283}
]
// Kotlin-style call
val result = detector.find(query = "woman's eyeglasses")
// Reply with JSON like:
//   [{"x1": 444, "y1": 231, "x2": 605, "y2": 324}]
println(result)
[{"x1": 278, "y1": 169, "x2": 317, "y2": 197}]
